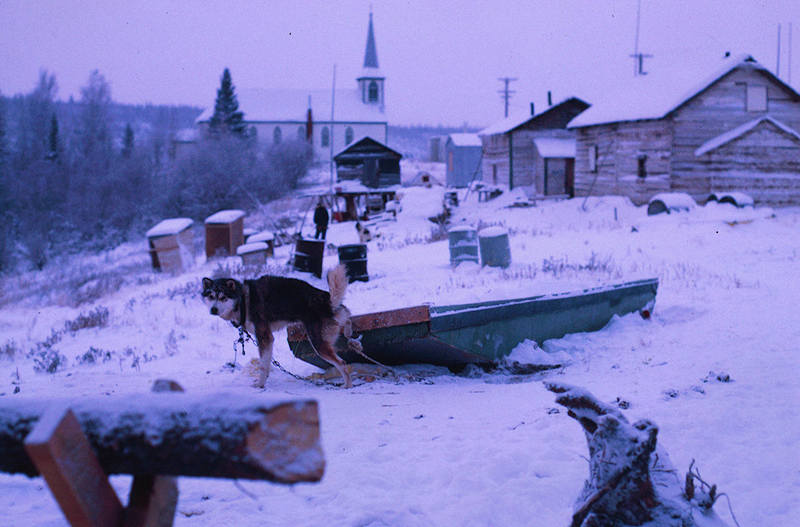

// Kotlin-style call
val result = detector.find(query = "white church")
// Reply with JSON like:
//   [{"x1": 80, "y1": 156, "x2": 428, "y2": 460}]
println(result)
[{"x1": 194, "y1": 12, "x2": 388, "y2": 159}]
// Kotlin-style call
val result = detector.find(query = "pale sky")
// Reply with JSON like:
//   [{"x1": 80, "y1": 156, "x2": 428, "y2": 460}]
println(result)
[{"x1": 1, "y1": 0, "x2": 798, "y2": 126}]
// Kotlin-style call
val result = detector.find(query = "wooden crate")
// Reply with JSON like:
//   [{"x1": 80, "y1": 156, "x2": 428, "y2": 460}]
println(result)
[
  {"x1": 237, "y1": 242, "x2": 269, "y2": 267},
  {"x1": 204, "y1": 209, "x2": 245, "y2": 258},
  {"x1": 145, "y1": 218, "x2": 194, "y2": 273}
]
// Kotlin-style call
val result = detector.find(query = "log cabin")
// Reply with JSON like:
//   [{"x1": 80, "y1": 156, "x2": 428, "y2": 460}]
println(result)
[
  {"x1": 478, "y1": 97, "x2": 590, "y2": 196},
  {"x1": 569, "y1": 54, "x2": 800, "y2": 206}
]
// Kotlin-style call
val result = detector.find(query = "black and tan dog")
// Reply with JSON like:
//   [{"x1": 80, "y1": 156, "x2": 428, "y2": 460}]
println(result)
[{"x1": 202, "y1": 265, "x2": 359, "y2": 388}]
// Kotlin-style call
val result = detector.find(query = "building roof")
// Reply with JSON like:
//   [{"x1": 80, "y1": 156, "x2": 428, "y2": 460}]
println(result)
[
  {"x1": 694, "y1": 116, "x2": 800, "y2": 156},
  {"x1": 334, "y1": 135, "x2": 403, "y2": 159},
  {"x1": 478, "y1": 97, "x2": 588, "y2": 136},
  {"x1": 569, "y1": 54, "x2": 800, "y2": 128},
  {"x1": 533, "y1": 137, "x2": 576, "y2": 158},
  {"x1": 447, "y1": 133, "x2": 482, "y2": 147},
  {"x1": 195, "y1": 88, "x2": 387, "y2": 125}
]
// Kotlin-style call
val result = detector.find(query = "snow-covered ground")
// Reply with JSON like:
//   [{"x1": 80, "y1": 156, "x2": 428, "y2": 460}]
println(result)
[{"x1": 1, "y1": 179, "x2": 799, "y2": 526}]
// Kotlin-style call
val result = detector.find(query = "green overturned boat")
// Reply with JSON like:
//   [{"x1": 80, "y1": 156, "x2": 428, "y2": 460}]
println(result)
[{"x1": 287, "y1": 278, "x2": 658, "y2": 371}]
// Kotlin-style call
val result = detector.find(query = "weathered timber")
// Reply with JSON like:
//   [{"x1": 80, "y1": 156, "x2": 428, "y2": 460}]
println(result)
[
  {"x1": 24, "y1": 405, "x2": 125, "y2": 527},
  {"x1": 546, "y1": 382, "x2": 728, "y2": 527},
  {"x1": 1, "y1": 394, "x2": 324, "y2": 483}
]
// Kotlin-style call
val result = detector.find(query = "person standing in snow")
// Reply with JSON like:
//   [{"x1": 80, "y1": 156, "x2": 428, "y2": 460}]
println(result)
[{"x1": 313, "y1": 199, "x2": 329, "y2": 240}]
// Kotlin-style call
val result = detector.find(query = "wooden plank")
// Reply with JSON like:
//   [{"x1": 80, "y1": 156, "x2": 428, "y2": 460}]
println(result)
[
  {"x1": 24, "y1": 405, "x2": 124, "y2": 527},
  {"x1": 3, "y1": 395, "x2": 324, "y2": 483},
  {"x1": 287, "y1": 305, "x2": 430, "y2": 342}
]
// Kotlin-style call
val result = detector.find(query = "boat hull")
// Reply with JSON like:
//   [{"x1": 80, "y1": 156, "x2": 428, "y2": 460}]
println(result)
[{"x1": 287, "y1": 278, "x2": 658, "y2": 370}]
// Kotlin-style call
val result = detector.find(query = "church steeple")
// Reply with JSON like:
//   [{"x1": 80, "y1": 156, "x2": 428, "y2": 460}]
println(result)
[
  {"x1": 357, "y1": 10, "x2": 385, "y2": 110},
  {"x1": 363, "y1": 12, "x2": 379, "y2": 68}
]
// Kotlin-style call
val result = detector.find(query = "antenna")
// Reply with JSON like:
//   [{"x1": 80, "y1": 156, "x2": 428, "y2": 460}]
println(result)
[
  {"x1": 329, "y1": 64, "x2": 336, "y2": 192},
  {"x1": 497, "y1": 77, "x2": 518, "y2": 118},
  {"x1": 789, "y1": 22, "x2": 793, "y2": 84},
  {"x1": 777, "y1": 24, "x2": 782, "y2": 78},
  {"x1": 629, "y1": 0, "x2": 653, "y2": 75}
]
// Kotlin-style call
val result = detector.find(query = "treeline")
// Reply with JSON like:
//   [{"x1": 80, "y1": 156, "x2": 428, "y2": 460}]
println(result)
[{"x1": 0, "y1": 68, "x2": 311, "y2": 272}]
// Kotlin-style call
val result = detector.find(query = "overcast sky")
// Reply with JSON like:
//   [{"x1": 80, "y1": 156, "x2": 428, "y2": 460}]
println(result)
[{"x1": 1, "y1": 0, "x2": 798, "y2": 127}]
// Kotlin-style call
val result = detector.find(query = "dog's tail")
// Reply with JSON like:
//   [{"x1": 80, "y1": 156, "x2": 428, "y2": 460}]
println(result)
[{"x1": 327, "y1": 264, "x2": 348, "y2": 308}]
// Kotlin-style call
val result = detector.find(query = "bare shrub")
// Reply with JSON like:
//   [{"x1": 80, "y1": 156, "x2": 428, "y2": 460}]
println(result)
[
  {"x1": 1, "y1": 339, "x2": 20, "y2": 360},
  {"x1": 77, "y1": 346, "x2": 114, "y2": 365},
  {"x1": 64, "y1": 305, "x2": 109, "y2": 332},
  {"x1": 32, "y1": 348, "x2": 67, "y2": 373}
]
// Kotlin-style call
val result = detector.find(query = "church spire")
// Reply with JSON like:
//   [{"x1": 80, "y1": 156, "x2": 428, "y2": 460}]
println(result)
[{"x1": 363, "y1": 11, "x2": 379, "y2": 69}]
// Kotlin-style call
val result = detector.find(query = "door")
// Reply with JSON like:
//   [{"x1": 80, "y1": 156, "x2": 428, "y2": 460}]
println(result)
[{"x1": 544, "y1": 158, "x2": 567, "y2": 195}]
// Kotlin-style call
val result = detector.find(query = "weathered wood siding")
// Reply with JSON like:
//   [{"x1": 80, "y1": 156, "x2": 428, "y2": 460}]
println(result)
[
  {"x1": 574, "y1": 120, "x2": 672, "y2": 205},
  {"x1": 670, "y1": 66, "x2": 800, "y2": 202},
  {"x1": 480, "y1": 134, "x2": 510, "y2": 186},
  {"x1": 480, "y1": 98, "x2": 589, "y2": 190}
]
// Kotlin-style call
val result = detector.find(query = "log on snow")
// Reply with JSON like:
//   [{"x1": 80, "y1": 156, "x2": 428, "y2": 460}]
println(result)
[{"x1": 0, "y1": 393, "x2": 324, "y2": 484}]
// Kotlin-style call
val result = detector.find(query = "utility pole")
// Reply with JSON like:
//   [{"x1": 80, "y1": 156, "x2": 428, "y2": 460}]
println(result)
[
  {"x1": 497, "y1": 77, "x2": 518, "y2": 118},
  {"x1": 777, "y1": 24, "x2": 782, "y2": 78},
  {"x1": 629, "y1": 0, "x2": 653, "y2": 75}
]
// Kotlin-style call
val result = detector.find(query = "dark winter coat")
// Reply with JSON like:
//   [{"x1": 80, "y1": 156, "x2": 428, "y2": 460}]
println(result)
[{"x1": 313, "y1": 205, "x2": 329, "y2": 229}]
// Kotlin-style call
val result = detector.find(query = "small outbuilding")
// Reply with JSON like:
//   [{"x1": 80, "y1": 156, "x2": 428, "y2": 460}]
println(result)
[
  {"x1": 146, "y1": 218, "x2": 194, "y2": 273},
  {"x1": 334, "y1": 136, "x2": 402, "y2": 188},
  {"x1": 204, "y1": 209, "x2": 245, "y2": 258},
  {"x1": 445, "y1": 134, "x2": 482, "y2": 188}
]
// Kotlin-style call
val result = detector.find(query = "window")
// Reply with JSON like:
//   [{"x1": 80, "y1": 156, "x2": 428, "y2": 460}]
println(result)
[
  {"x1": 492, "y1": 164, "x2": 498, "y2": 184},
  {"x1": 368, "y1": 81, "x2": 379, "y2": 102},
  {"x1": 637, "y1": 155, "x2": 647, "y2": 179},
  {"x1": 273, "y1": 126, "x2": 282, "y2": 144},
  {"x1": 588, "y1": 145, "x2": 598, "y2": 173},
  {"x1": 321, "y1": 126, "x2": 330, "y2": 147},
  {"x1": 297, "y1": 126, "x2": 306, "y2": 141},
  {"x1": 746, "y1": 85, "x2": 767, "y2": 112},
  {"x1": 345, "y1": 126, "x2": 354, "y2": 144}
]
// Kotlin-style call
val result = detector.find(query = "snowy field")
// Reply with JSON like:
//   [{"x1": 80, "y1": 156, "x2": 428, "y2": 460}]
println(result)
[{"x1": 1, "y1": 179, "x2": 799, "y2": 526}]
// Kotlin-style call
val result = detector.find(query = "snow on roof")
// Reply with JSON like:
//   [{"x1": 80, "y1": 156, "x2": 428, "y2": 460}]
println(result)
[
  {"x1": 568, "y1": 54, "x2": 795, "y2": 128},
  {"x1": 145, "y1": 218, "x2": 193, "y2": 238},
  {"x1": 479, "y1": 97, "x2": 586, "y2": 136},
  {"x1": 333, "y1": 135, "x2": 402, "y2": 158},
  {"x1": 196, "y1": 88, "x2": 386, "y2": 125},
  {"x1": 478, "y1": 226, "x2": 508, "y2": 237},
  {"x1": 478, "y1": 112, "x2": 537, "y2": 137},
  {"x1": 247, "y1": 231, "x2": 275, "y2": 243},
  {"x1": 236, "y1": 242, "x2": 268, "y2": 255},
  {"x1": 205, "y1": 209, "x2": 245, "y2": 224},
  {"x1": 694, "y1": 116, "x2": 800, "y2": 156},
  {"x1": 448, "y1": 133, "x2": 482, "y2": 147},
  {"x1": 533, "y1": 137, "x2": 576, "y2": 158}
]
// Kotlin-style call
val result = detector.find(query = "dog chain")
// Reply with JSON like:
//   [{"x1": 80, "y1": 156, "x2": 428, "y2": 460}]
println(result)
[{"x1": 233, "y1": 327, "x2": 316, "y2": 384}]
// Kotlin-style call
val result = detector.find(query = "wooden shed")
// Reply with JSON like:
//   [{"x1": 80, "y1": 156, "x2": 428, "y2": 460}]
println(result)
[
  {"x1": 204, "y1": 209, "x2": 245, "y2": 258},
  {"x1": 445, "y1": 134, "x2": 482, "y2": 188},
  {"x1": 478, "y1": 97, "x2": 590, "y2": 194},
  {"x1": 334, "y1": 136, "x2": 402, "y2": 188},
  {"x1": 569, "y1": 54, "x2": 800, "y2": 206},
  {"x1": 146, "y1": 218, "x2": 194, "y2": 273}
]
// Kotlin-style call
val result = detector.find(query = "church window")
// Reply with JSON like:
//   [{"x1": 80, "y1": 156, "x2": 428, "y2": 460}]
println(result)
[
  {"x1": 345, "y1": 127, "x2": 354, "y2": 144},
  {"x1": 368, "y1": 81, "x2": 379, "y2": 102},
  {"x1": 273, "y1": 126, "x2": 282, "y2": 144},
  {"x1": 321, "y1": 127, "x2": 330, "y2": 147}
]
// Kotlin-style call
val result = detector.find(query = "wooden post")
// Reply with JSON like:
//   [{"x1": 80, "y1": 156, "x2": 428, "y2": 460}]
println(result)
[
  {"x1": 122, "y1": 379, "x2": 183, "y2": 527},
  {"x1": 24, "y1": 405, "x2": 124, "y2": 527}
]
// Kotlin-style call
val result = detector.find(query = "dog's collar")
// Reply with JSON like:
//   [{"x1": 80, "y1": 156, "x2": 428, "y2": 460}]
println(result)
[{"x1": 231, "y1": 281, "x2": 249, "y2": 329}]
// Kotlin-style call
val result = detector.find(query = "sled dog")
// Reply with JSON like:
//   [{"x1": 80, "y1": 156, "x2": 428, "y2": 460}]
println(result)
[{"x1": 202, "y1": 265, "x2": 359, "y2": 388}]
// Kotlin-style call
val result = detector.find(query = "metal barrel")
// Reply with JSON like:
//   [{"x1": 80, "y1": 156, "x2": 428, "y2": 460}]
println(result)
[
  {"x1": 338, "y1": 243, "x2": 368, "y2": 282},
  {"x1": 448, "y1": 226, "x2": 479, "y2": 266},
  {"x1": 294, "y1": 238, "x2": 325, "y2": 278},
  {"x1": 478, "y1": 227, "x2": 511, "y2": 268}
]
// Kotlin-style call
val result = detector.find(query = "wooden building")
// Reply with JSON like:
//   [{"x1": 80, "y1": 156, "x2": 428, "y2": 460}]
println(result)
[
  {"x1": 334, "y1": 136, "x2": 402, "y2": 188},
  {"x1": 445, "y1": 133, "x2": 482, "y2": 188},
  {"x1": 478, "y1": 97, "x2": 590, "y2": 195},
  {"x1": 569, "y1": 54, "x2": 800, "y2": 206}
]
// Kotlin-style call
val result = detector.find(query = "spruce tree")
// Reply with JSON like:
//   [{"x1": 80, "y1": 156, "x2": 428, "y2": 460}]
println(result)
[
  {"x1": 46, "y1": 113, "x2": 59, "y2": 161},
  {"x1": 122, "y1": 123, "x2": 134, "y2": 158},
  {"x1": 209, "y1": 68, "x2": 246, "y2": 136}
]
